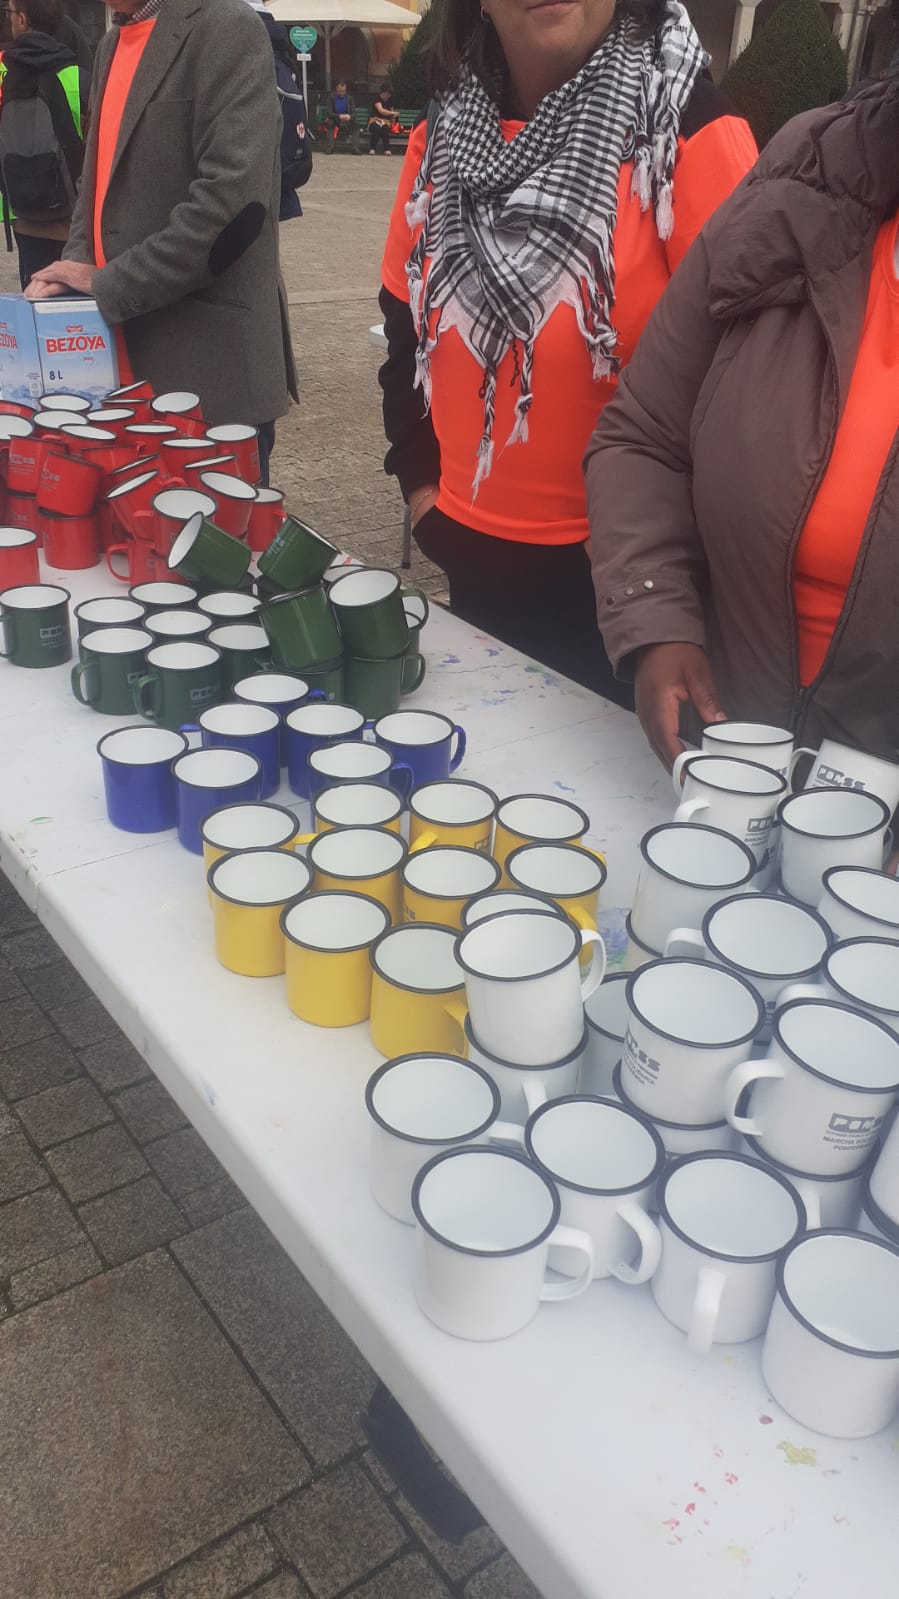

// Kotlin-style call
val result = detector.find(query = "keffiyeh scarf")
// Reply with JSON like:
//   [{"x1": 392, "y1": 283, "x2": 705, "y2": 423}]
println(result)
[{"x1": 405, "y1": 2, "x2": 706, "y2": 493}]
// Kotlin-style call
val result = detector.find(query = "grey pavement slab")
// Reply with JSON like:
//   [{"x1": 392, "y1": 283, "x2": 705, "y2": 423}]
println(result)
[
  {"x1": 50, "y1": 994, "x2": 123, "y2": 1048},
  {"x1": 343, "y1": 1553, "x2": 453, "y2": 1599},
  {"x1": 79, "y1": 1174, "x2": 187, "y2": 1265},
  {"x1": 144, "y1": 1126, "x2": 227, "y2": 1200},
  {"x1": 112, "y1": 1078, "x2": 189, "y2": 1143},
  {"x1": 247, "y1": 1575, "x2": 312, "y2": 1599},
  {"x1": 0, "y1": 1032, "x2": 83, "y2": 1100},
  {"x1": 162, "y1": 1522, "x2": 279, "y2": 1599},
  {"x1": 0, "y1": 1251, "x2": 306, "y2": 1599},
  {"x1": 180, "y1": 1178, "x2": 247, "y2": 1228},
  {"x1": 0, "y1": 1128, "x2": 50, "y2": 1202},
  {"x1": 79, "y1": 1033, "x2": 151, "y2": 1093},
  {"x1": 9, "y1": 1238, "x2": 103, "y2": 1310},
  {"x1": 46, "y1": 1122, "x2": 148, "y2": 1203},
  {"x1": 267, "y1": 1464, "x2": 407, "y2": 1598},
  {"x1": 16, "y1": 1076, "x2": 112, "y2": 1149},
  {"x1": 0, "y1": 1185, "x2": 85, "y2": 1276},
  {"x1": 463, "y1": 1554, "x2": 544, "y2": 1599}
]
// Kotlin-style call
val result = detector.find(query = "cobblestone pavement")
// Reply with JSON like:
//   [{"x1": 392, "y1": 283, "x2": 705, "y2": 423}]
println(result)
[{"x1": 0, "y1": 163, "x2": 542, "y2": 1596}]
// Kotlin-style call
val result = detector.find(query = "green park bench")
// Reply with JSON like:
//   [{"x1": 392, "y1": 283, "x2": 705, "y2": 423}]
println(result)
[{"x1": 315, "y1": 102, "x2": 419, "y2": 152}]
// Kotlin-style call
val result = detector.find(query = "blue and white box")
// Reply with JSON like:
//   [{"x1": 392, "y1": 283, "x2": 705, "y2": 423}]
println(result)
[
  {"x1": 0, "y1": 294, "x2": 42, "y2": 407},
  {"x1": 32, "y1": 297, "x2": 118, "y2": 403}
]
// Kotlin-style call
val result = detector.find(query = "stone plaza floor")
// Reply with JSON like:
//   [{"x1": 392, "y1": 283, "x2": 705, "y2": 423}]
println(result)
[{"x1": 0, "y1": 158, "x2": 541, "y2": 1599}]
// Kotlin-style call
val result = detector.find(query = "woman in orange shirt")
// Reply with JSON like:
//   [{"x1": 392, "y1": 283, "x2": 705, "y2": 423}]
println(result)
[{"x1": 379, "y1": 0, "x2": 756, "y2": 704}]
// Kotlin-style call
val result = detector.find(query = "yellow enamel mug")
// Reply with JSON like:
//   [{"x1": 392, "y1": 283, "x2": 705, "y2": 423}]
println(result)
[
  {"x1": 312, "y1": 782, "x2": 403, "y2": 836},
  {"x1": 505, "y1": 842, "x2": 607, "y2": 933},
  {"x1": 307, "y1": 825, "x2": 407, "y2": 923},
  {"x1": 208, "y1": 846, "x2": 311, "y2": 976},
  {"x1": 201, "y1": 802, "x2": 300, "y2": 906},
  {"x1": 369, "y1": 922, "x2": 467, "y2": 1057},
  {"x1": 408, "y1": 779, "x2": 499, "y2": 854},
  {"x1": 402, "y1": 845, "x2": 501, "y2": 930},
  {"x1": 493, "y1": 793, "x2": 599, "y2": 879},
  {"x1": 281, "y1": 890, "x2": 390, "y2": 1026}
]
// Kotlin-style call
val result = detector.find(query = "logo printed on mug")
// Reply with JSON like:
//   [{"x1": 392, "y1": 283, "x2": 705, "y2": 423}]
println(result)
[
  {"x1": 828, "y1": 1112, "x2": 884, "y2": 1138},
  {"x1": 189, "y1": 684, "x2": 217, "y2": 706},
  {"x1": 816, "y1": 764, "x2": 865, "y2": 792},
  {"x1": 40, "y1": 624, "x2": 65, "y2": 643},
  {"x1": 624, "y1": 1026, "x2": 661, "y2": 1085}
]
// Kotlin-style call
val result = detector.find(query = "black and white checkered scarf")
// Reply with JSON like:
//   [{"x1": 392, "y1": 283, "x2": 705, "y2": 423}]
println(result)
[{"x1": 405, "y1": 2, "x2": 705, "y2": 494}]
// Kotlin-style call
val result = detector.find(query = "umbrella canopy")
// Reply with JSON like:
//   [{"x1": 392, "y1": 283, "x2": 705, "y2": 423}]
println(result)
[{"x1": 267, "y1": 0, "x2": 420, "y2": 27}]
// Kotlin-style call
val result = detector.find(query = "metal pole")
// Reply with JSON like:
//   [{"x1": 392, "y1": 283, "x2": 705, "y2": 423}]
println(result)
[
  {"x1": 300, "y1": 55, "x2": 309, "y2": 109},
  {"x1": 325, "y1": 23, "x2": 332, "y2": 90}
]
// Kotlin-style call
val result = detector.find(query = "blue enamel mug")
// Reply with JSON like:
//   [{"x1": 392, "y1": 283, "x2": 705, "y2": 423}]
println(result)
[
  {"x1": 306, "y1": 738, "x2": 413, "y2": 803},
  {"x1": 284, "y1": 701, "x2": 366, "y2": 797},
  {"x1": 171, "y1": 747, "x2": 263, "y2": 853},
  {"x1": 190, "y1": 703, "x2": 281, "y2": 799},
  {"x1": 97, "y1": 725, "x2": 189, "y2": 833},
  {"x1": 371, "y1": 711, "x2": 466, "y2": 789},
  {"x1": 232, "y1": 670, "x2": 318, "y2": 763}
]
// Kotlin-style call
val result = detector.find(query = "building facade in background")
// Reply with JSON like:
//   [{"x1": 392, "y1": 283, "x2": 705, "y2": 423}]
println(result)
[{"x1": 689, "y1": 0, "x2": 890, "y2": 81}]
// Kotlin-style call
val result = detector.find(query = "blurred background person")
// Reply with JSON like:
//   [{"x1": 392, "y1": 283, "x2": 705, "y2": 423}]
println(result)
[{"x1": 369, "y1": 84, "x2": 394, "y2": 155}]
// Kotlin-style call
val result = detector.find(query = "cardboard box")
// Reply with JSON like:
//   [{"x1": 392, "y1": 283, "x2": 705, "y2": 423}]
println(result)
[
  {"x1": 0, "y1": 294, "x2": 42, "y2": 407},
  {"x1": 32, "y1": 297, "x2": 118, "y2": 404}
]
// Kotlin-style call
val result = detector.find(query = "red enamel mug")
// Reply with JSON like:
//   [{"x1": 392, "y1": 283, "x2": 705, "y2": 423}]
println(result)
[
  {"x1": 197, "y1": 470, "x2": 256, "y2": 538},
  {"x1": 84, "y1": 406, "x2": 136, "y2": 439},
  {"x1": 246, "y1": 486, "x2": 285, "y2": 551},
  {"x1": 152, "y1": 389, "x2": 202, "y2": 421},
  {"x1": 43, "y1": 511, "x2": 100, "y2": 570},
  {"x1": 0, "y1": 527, "x2": 39, "y2": 588},
  {"x1": 59, "y1": 425, "x2": 117, "y2": 459},
  {"x1": 108, "y1": 451, "x2": 160, "y2": 481},
  {"x1": 205, "y1": 424, "x2": 259, "y2": 484},
  {"x1": 0, "y1": 401, "x2": 36, "y2": 422},
  {"x1": 6, "y1": 491, "x2": 38, "y2": 534},
  {"x1": 80, "y1": 443, "x2": 146, "y2": 481},
  {"x1": 108, "y1": 379, "x2": 155, "y2": 404},
  {"x1": 97, "y1": 500, "x2": 120, "y2": 552},
  {"x1": 7, "y1": 433, "x2": 46, "y2": 494},
  {"x1": 160, "y1": 437, "x2": 213, "y2": 481},
  {"x1": 33, "y1": 411, "x2": 84, "y2": 437},
  {"x1": 124, "y1": 423, "x2": 178, "y2": 453},
  {"x1": 151, "y1": 486, "x2": 217, "y2": 545},
  {"x1": 38, "y1": 451, "x2": 103, "y2": 516},
  {"x1": 106, "y1": 538, "x2": 163, "y2": 584},
  {"x1": 181, "y1": 453, "x2": 237, "y2": 486},
  {"x1": 38, "y1": 392, "x2": 90, "y2": 417},
  {"x1": 104, "y1": 469, "x2": 161, "y2": 535}
]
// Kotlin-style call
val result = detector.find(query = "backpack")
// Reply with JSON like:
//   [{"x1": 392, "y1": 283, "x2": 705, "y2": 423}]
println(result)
[{"x1": 0, "y1": 67, "x2": 82, "y2": 246}]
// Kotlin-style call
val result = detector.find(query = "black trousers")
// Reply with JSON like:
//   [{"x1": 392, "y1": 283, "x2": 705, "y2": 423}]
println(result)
[
  {"x1": 370, "y1": 122, "x2": 391, "y2": 153},
  {"x1": 414, "y1": 507, "x2": 634, "y2": 710},
  {"x1": 15, "y1": 232, "x2": 62, "y2": 291}
]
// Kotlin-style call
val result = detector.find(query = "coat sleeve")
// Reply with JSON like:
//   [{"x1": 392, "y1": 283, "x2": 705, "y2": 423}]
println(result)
[
  {"x1": 584, "y1": 224, "x2": 724, "y2": 677},
  {"x1": 379, "y1": 284, "x2": 441, "y2": 501},
  {"x1": 87, "y1": 10, "x2": 280, "y2": 325}
]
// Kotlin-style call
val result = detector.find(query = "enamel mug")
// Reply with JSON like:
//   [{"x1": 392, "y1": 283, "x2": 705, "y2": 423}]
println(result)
[
  {"x1": 461, "y1": 888, "x2": 563, "y2": 930},
  {"x1": 129, "y1": 580, "x2": 198, "y2": 612},
  {"x1": 725, "y1": 999, "x2": 899, "y2": 1174},
  {"x1": 777, "y1": 937, "x2": 899, "y2": 1035},
  {"x1": 613, "y1": 1062, "x2": 737, "y2": 1159},
  {"x1": 858, "y1": 1181, "x2": 899, "y2": 1246},
  {"x1": 581, "y1": 972, "x2": 630, "y2": 1096},
  {"x1": 687, "y1": 720, "x2": 797, "y2": 779},
  {"x1": 463, "y1": 1013, "x2": 586, "y2": 1124},
  {"x1": 168, "y1": 511, "x2": 252, "y2": 589},
  {"x1": 794, "y1": 738, "x2": 899, "y2": 815},
  {"x1": 408, "y1": 779, "x2": 498, "y2": 854},
  {"x1": 505, "y1": 843, "x2": 606, "y2": 936},
  {"x1": 455, "y1": 909, "x2": 605, "y2": 1068},
  {"x1": 524, "y1": 1096, "x2": 665, "y2": 1281},
  {"x1": 104, "y1": 468, "x2": 161, "y2": 537},
  {"x1": 402, "y1": 846, "x2": 501, "y2": 930},
  {"x1": 0, "y1": 582, "x2": 72, "y2": 668},
  {"x1": 190, "y1": 702, "x2": 281, "y2": 799},
  {"x1": 197, "y1": 590, "x2": 261, "y2": 622},
  {"x1": 152, "y1": 485, "x2": 216, "y2": 538},
  {"x1": 71, "y1": 625, "x2": 153, "y2": 715},
  {"x1": 329, "y1": 567, "x2": 421, "y2": 658},
  {"x1": 208, "y1": 846, "x2": 311, "y2": 977},
  {"x1": 198, "y1": 470, "x2": 257, "y2": 538},
  {"x1": 870, "y1": 1114, "x2": 899, "y2": 1228},
  {"x1": 366, "y1": 1053, "x2": 503, "y2": 1223},
  {"x1": 762, "y1": 1231, "x2": 899, "y2": 1437},
  {"x1": 493, "y1": 794, "x2": 592, "y2": 875},
  {"x1": 256, "y1": 515, "x2": 339, "y2": 591},
  {"x1": 307, "y1": 739, "x2": 410, "y2": 802},
  {"x1": 308, "y1": 825, "x2": 407, "y2": 924},
  {"x1": 777, "y1": 788, "x2": 891, "y2": 907},
  {"x1": 311, "y1": 782, "x2": 404, "y2": 836},
  {"x1": 622, "y1": 959, "x2": 763, "y2": 1124},
  {"x1": 232, "y1": 669, "x2": 313, "y2": 763},
  {"x1": 151, "y1": 388, "x2": 203, "y2": 426},
  {"x1": 144, "y1": 608, "x2": 212, "y2": 642},
  {"x1": 97, "y1": 725, "x2": 188, "y2": 833},
  {"x1": 75, "y1": 596, "x2": 146, "y2": 637},
  {"x1": 369, "y1": 921, "x2": 466, "y2": 1057},
  {"x1": 246, "y1": 486, "x2": 284, "y2": 551},
  {"x1": 0, "y1": 527, "x2": 40, "y2": 590},
  {"x1": 623, "y1": 913, "x2": 662, "y2": 972},
  {"x1": 629, "y1": 822, "x2": 756, "y2": 953},
  {"x1": 201, "y1": 800, "x2": 299, "y2": 905},
  {"x1": 817, "y1": 865, "x2": 899, "y2": 942},
  {"x1": 132, "y1": 640, "x2": 223, "y2": 731},
  {"x1": 205, "y1": 623, "x2": 271, "y2": 693},
  {"x1": 257, "y1": 585, "x2": 342, "y2": 672},
  {"x1": 372, "y1": 710, "x2": 466, "y2": 789},
  {"x1": 653, "y1": 1152, "x2": 806, "y2": 1352},
  {"x1": 172, "y1": 747, "x2": 262, "y2": 854},
  {"x1": 738, "y1": 1134, "x2": 875, "y2": 1230},
  {"x1": 673, "y1": 755, "x2": 786, "y2": 885},
  {"x1": 412, "y1": 1146, "x2": 594, "y2": 1341},
  {"x1": 204, "y1": 424, "x2": 260, "y2": 482},
  {"x1": 282, "y1": 890, "x2": 390, "y2": 1026},
  {"x1": 284, "y1": 701, "x2": 365, "y2": 797}
]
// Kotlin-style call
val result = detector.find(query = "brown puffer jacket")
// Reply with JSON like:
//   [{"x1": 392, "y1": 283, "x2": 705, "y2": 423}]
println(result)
[{"x1": 585, "y1": 80, "x2": 899, "y2": 760}]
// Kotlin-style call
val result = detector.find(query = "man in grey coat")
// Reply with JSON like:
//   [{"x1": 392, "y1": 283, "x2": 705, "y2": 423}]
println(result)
[{"x1": 26, "y1": 0, "x2": 297, "y2": 479}]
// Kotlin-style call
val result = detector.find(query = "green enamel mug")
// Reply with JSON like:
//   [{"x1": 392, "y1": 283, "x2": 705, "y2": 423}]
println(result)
[
  {"x1": 329, "y1": 567, "x2": 426, "y2": 659},
  {"x1": 0, "y1": 583, "x2": 72, "y2": 668},
  {"x1": 205, "y1": 622, "x2": 272, "y2": 692},
  {"x1": 256, "y1": 515, "x2": 339, "y2": 592},
  {"x1": 132, "y1": 639, "x2": 224, "y2": 730},
  {"x1": 300, "y1": 656, "x2": 344, "y2": 701},
  {"x1": 401, "y1": 600, "x2": 428, "y2": 696},
  {"x1": 258, "y1": 586, "x2": 342, "y2": 670},
  {"x1": 168, "y1": 511, "x2": 252, "y2": 589},
  {"x1": 345, "y1": 651, "x2": 424, "y2": 719},
  {"x1": 71, "y1": 625, "x2": 154, "y2": 715}
]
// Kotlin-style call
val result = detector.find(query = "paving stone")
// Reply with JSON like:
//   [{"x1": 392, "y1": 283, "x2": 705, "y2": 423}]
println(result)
[
  {"x1": 343, "y1": 1553, "x2": 452, "y2": 1599},
  {"x1": 174, "y1": 1210, "x2": 376, "y2": 1467},
  {"x1": 0, "y1": 1129, "x2": 50, "y2": 1202},
  {"x1": 145, "y1": 1127, "x2": 226, "y2": 1200},
  {"x1": 180, "y1": 1178, "x2": 247, "y2": 1228},
  {"x1": 163, "y1": 1522, "x2": 278, "y2": 1599},
  {"x1": 360, "y1": 1447, "x2": 399, "y2": 1498},
  {"x1": 0, "y1": 1033, "x2": 82, "y2": 1101},
  {"x1": 22, "y1": 959, "x2": 95, "y2": 1010},
  {"x1": 79, "y1": 1175, "x2": 186, "y2": 1266},
  {"x1": 0, "y1": 1187, "x2": 84, "y2": 1276},
  {"x1": 79, "y1": 1034, "x2": 150, "y2": 1093},
  {"x1": 46, "y1": 1123, "x2": 147, "y2": 1203},
  {"x1": 50, "y1": 996, "x2": 121, "y2": 1049},
  {"x1": 9, "y1": 1239, "x2": 103, "y2": 1310},
  {"x1": 0, "y1": 962, "x2": 28, "y2": 1003},
  {"x1": 0, "y1": 1102, "x2": 16, "y2": 1140},
  {"x1": 0, "y1": 876, "x2": 37, "y2": 937},
  {"x1": 0, "y1": 993, "x2": 56, "y2": 1050},
  {"x1": 463, "y1": 1554, "x2": 543, "y2": 1599},
  {"x1": 113, "y1": 1079, "x2": 188, "y2": 1144},
  {"x1": 16, "y1": 1078, "x2": 112, "y2": 1150},
  {"x1": 1, "y1": 927, "x2": 64, "y2": 971},
  {"x1": 248, "y1": 1576, "x2": 311, "y2": 1599},
  {"x1": 268, "y1": 1464, "x2": 406, "y2": 1599},
  {"x1": 0, "y1": 1251, "x2": 306, "y2": 1598},
  {"x1": 393, "y1": 1491, "x2": 503, "y2": 1582}
]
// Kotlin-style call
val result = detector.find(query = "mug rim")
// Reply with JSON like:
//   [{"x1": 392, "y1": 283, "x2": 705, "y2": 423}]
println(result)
[
  {"x1": 402, "y1": 845, "x2": 501, "y2": 901},
  {"x1": 777, "y1": 789, "x2": 890, "y2": 839},
  {"x1": 96, "y1": 724, "x2": 188, "y2": 765},
  {"x1": 861, "y1": 1174, "x2": 899, "y2": 1244},
  {"x1": 640, "y1": 821, "x2": 756, "y2": 888},
  {"x1": 198, "y1": 702, "x2": 280, "y2": 735},
  {"x1": 329, "y1": 566, "x2": 400, "y2": 605},
  {"x1": 409, "y1": 778, "x2": 499, "y2": 825},
  {"x1": 310, "y1": 824, "x2": 408, "y2": 883},
  {"x1": 625, "y1": 958, "x2": 764, "y2": 1050},
  {"x1": 207, "y1": 845, "x2": 310, "y2": 907},
  {"x1": 200, "y1": 800, "x2": 299, "y2": 851},
  {"x1": 369, "y1": 918, "x2": 461, "y2": 993},
  {"x1": 280, "y1": 888, "x2": 390, "y2": 953},
  {"x1": 464, "y1": 1011, "x2": 588, "y2": 1072},
  {"x1": 0, "y1": 582, "x2": 71, "y2": 607},
  {"x1": 701, "y1": 893, "x2": 832, "y2": 982},
  {"x1": 506, "y1": 840, "x2": 607, "y2": 899},
  {"x1": 374, "y1": 709, "x2": 455, "y2": 745},
  {"x1": 411, "y1": 1144, "x2": 561, "y2": 1258},
  {"x1": 703, "y1": 721, "x2": 794, "y2": 748},
  {"x1": 461, "y1": 887, "x2": 561, "y2": 930},
  {"x1": 743, "y1": 1129, "x2": 878, "y2": 1186},
  {"x1": 821, "y1": 864, "x2": 899, "y2": 926},
  {"x1": 772, "y1": 998, "x2": 899, "y2": 1092},
  {"x1": 454, "y1": 907, "x2": 582, "y2": 986},
  {"x1": 257, "y1": 585, "x2": 330, "y2": 615},
  {"x1": 679, "y1": 754, "x2": 787, "y2": 798},
  {"x1": 173, "y1": 748, "x2": 261, "y2": 788},
  {"x1": 624, "y1": 911, "x2": 662, "y2": 960},
  {"x1": 584, "y1": 970, "x2": 630, "y2": 1040},
  {"x1": 234, "y1": 670, "x2": 309, "y2": 701},
  {"x1": 75, "y1": 597, "x2": 145, "y2": 621},
  {"x1": 313, "y1": 783, "x2": 404, "y2": 828},
  {"x1": 775, "y1": 1228, "x2": 899, "y2": 1358},
  {"x1": 659, "y1": 1150, "x2": 807, "y2": 1263},
  {"x1": 365, "y1": 1052, "x2": 501, "y2": 1145},
  {"x1": 80, "y1": 625, "x2": 154, "y2": 654},
  {"x1": 496, "y1": 791, "x2": 590, "y2": 839},
  {"x1": 146, "y1": 640, "x2": 221, "y2": 669},
  {"x1": 525, "y1": 1093, "x2": 666, "y2": 1196},
  {"x1": 820, "y1": 935, "x2": 899, "y2": 1019}
]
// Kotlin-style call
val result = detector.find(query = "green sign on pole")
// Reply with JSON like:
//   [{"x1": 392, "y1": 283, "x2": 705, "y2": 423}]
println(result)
[{"x1": 290, "y1": 25, "x2": 318, "y2": 52}]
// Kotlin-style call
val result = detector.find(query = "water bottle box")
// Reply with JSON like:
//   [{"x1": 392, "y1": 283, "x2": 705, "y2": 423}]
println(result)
[
  {"x1": 32, "y1": 297, "x2": 118, "y2": 403},
  {"x1": 0, "y1": 293, "x2": 42, "y2": 407}
]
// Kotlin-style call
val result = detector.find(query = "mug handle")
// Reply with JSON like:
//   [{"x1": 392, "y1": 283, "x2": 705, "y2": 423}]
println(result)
[
  {"x1": 105, "y1": 544, "x2": 131, "y2": 582},
  {"x1": 611, "y1": 1201, "x2": 662, "y2": 1286},
  {"x1": 488, "y1": 1120, "x2": 526, "y2": 1147},
  {"x1": 540, "y1": 1226, "x2": 595, "y2": 1301},
  {"x1": 409, "y1": 829, "x2": 438, "y2": 854},
  {"x1": 70, "y1": 661, "x2": 98, "y2": 705},
  {"x1": 671, "y1": 746, "x2": 699, "y2": 795},
  {"x1": 405, "y1": 655, "x2": 426, "y2": 694},
  {"x1": 688, "y1": 1265, "x2": 726, "y2": 1355},
  {"x1": 449, "y1": 725, "x2": 466, "y2": 772},
  {"x1": 724, "y1": 1057, "x2": 785, "y2": 1136},
  {"x1": 674, "y1": 796, "x2": 709, "y2": 823},
  {"x1": 790, "y1": 746, "x2": 816, "y2": 784},
  {"x1": 0, "y1": 611, "x2": 14, "y2": 657},
  {"x1": 390, "y1": 761, "x2": 414, "y2": 802},
  {"x1": 400, "y1": 584, "x2": 429, "y2": 627},
  {"x1": 132, "y1": 672, "x2": 160, "y2": 722},
  {"x1": 578, "y1": 929, "x2": 606, "y2": 1002},
  {"x1": 775, "y1": 980, "x2": 824, "y2": 1010},
  {"x1": 522, "y1": 1080, "x2": 547, "y2": 1118},
  {"x1": 178, "y1": 721, "x2": 202, "y2": 750},
  {"x1": 443, "y1": 995, "x2": 468, "y2": 1051},
  {"x1": 663, "y1": 926, "x2": 704, "y2": 960}
]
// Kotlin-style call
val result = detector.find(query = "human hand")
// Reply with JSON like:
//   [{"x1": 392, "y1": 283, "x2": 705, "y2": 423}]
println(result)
[
  {"x1": 635, "y1": 642, "x2": 725, "y2": 770},
  {"x1": 25, "y1": 260, "x2": 95, "y2": 299}
]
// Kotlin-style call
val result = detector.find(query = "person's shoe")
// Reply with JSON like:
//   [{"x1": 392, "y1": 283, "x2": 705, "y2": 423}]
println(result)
[
  {"x1": 369, "y1": 148, "x2": 377, "y2": 155},
  {"x1": 384, "y1": 148, "x2": 392, "y2": 155}
]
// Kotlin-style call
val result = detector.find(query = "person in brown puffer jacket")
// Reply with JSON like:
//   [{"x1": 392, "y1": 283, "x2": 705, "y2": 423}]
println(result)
[{"x1": 585, "y1": 79, "x2": 899, "y2": 772}]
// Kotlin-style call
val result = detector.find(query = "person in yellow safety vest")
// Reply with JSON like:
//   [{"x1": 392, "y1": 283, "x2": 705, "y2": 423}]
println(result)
[{"x1": 0, "y1": 0, "x2": 88, "y2": 288}]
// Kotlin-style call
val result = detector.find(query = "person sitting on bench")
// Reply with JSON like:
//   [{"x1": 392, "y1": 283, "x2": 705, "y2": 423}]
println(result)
[
  {"x1": 327, "y1": 80, "x2": 359, "y2": 152},
  {"x1": 369, "y1": 86, "x2": 394, "y2": 155}
]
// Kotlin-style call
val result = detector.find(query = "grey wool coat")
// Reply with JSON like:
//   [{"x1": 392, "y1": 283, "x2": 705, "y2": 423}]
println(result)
[{"x1": 64, "y1": 0, "x2": 298, "y2": 425}]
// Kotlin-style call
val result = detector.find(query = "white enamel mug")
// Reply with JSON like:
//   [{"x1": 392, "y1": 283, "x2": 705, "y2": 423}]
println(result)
[
  {"x1": 463, "y1": 1014, "x2": 586, "y2": 1124},
  {"x1": 858, "y1": 1182, "x2": 899, "y2": 1246},
  {"x1": 622, "y1": 959, "x2": 763, "y2": 1124},
  {"x1": 795, "y1": 738, "x2": 899, "y2": 815},
  {"x1": 630, "y1": 822, "x2": 756, "y2": 953},
  {"x1": 524, "y1": 1096, "x2": 664, "y2": 1281},
  {"x1": 778, "y1": 937, "x2": 899, "y2": 1034},
  {"x1": 762, "y1": 1231, "x2": 899, "y2": 1437},
  {"x1": 725, "y1": 1000, "x2": 899, "y2": 1174},
  {"x1": 581, "y1": 972, "x2": 630, "y2": 1096},
  {"x1": 623, "y1": 913, "x2": 661, "y2": 972},
  {"x1": 673, "y1": 755, "x2": 787, "y2": 884},
  {"x1": 613, "y1": 1062, "x2": 737, "y2": 1159},
  {"x1": 665, "y1": 893, "x2": 831, "y2": 1039},
  {"x1": 365, "y1": 1054, "x2": 503, "y2": 1224},
  {"x1": 411, "y1": 1146, "x2": 594, "y2": 1340},
  {"x1": 869, "y1": 1114, "x2": 899, "y2": 1227},
  {"x1": 686, "y1": 720, "x2": 797, "y2": 779},
  {"x1": 818, "y1": 865, "x2": 899, "y2": 941},
  {"x1": 653, "y1": 1152, "x2": 806, "y2": 1353},
  {"x1": 777, "y1": 788, "x2": 891, "y2": 907},
  {"x1": 738, "y1": 1134, "x2": 874, "y2": 1230},
  {"x1": 454, "y1": 910, "x2": 605, "y2": 1067}
]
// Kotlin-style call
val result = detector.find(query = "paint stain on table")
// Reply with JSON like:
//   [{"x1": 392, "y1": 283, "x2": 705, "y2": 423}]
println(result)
[{"x1": 778, "y1": 1441, "x2": 817, "y2": 1467}]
